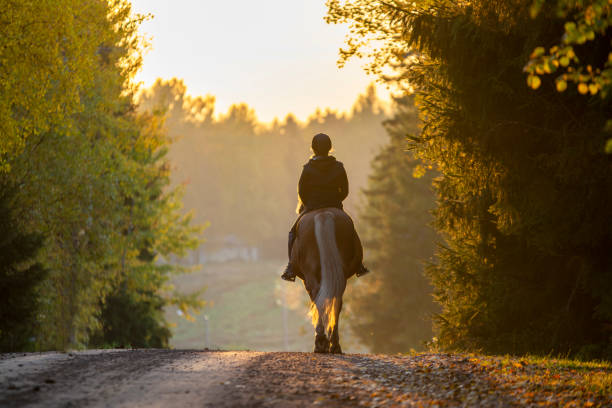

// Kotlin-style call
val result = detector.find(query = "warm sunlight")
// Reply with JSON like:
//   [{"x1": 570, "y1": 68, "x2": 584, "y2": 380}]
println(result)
[
  {"x1": 3, "y1": 0, "x2": 611, "y2": 406},
  {"x1": 130, "y1": 0, "x2": 390, "y2": 122}
]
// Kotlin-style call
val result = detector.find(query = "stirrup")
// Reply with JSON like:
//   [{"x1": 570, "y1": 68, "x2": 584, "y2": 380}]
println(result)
[{"x1": 356, "y1": 265, "x2": 370, "y2": 277}]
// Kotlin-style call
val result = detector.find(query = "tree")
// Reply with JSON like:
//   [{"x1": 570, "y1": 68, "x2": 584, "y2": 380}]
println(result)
[
  {"x1": 1, "y1": 0, "x2": 202, "y2": 350},
  {"x1": 0, "y1": 183, "x2": 47, "y2": 351},
  {"x1": 89, "y1": 109, "x2": 203, "y2": 349},
  {"x1": 89, "y1": 281, "x2": 171, "y2": 349},
  {"x1": 0, "y1": 0, "x2": 145, "y2": 172},
  {"x1": 347, "y1": 95, "x2": 438, "y2": 353},
  {"x1": 327, "y1": 0, "x2": 612, "y2": 358}
]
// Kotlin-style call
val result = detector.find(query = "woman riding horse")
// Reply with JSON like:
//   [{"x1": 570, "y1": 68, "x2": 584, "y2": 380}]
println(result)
[
  {"x1": 281, "y1": 133, "x2": 369, "y2": 353},
  {"x1": 281, "y1": 133, "x2": 369, "y2": 282}
]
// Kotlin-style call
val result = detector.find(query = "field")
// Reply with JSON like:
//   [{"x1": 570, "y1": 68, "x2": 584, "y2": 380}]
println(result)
[{"x1": 165, "y1": 259, "x2": 366, "y2": 352}]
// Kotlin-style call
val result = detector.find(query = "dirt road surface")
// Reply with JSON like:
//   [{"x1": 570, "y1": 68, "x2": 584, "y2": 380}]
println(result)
[{"x1": 1, "y1": 350, "x2": 609, "y2": 407}]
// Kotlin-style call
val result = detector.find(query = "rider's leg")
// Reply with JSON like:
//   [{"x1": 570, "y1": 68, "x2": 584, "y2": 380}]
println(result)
[
  {"x1": 351, "y1": 224, "x2": 370, "y2": 277},
  {"x1": 281, "y1": 227, "x2": 297, "y2": 281},
  {"x1": 287, "y1": 229, "x2": 295, "y2": 259}
]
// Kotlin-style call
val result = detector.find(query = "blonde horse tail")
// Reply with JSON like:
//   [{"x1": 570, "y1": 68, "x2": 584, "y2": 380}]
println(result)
[{"x1": 310, "y1": 210, "x2": 345, "y2": 336}]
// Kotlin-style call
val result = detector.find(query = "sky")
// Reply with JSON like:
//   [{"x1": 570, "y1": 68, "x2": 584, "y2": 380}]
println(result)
[{"x1": 129, "y1": 0, "x2": 388, "y2": 123}]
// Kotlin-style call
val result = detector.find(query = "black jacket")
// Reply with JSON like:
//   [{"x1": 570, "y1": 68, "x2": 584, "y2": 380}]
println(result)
[{"x1": 298, "y1": 156, "x2": 348, "y2": 212}]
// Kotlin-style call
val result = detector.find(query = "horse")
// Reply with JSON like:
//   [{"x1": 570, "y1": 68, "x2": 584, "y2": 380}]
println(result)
[{"x1": 290, "y1": 207, "x2": 363, "y2": 354}]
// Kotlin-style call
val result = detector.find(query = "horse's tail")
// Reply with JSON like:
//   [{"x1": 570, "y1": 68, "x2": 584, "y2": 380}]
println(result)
[{"x1": 309, "y1": 210, "x2": 346, "y2": 335}]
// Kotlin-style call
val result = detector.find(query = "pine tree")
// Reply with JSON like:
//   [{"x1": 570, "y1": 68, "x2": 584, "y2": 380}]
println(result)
[
  {"x1": 327, "y1": 1, "x2": 612, "y2": 358},
  {"x1": 347, "y1": 96, "x2": 438, "y2": 353}
]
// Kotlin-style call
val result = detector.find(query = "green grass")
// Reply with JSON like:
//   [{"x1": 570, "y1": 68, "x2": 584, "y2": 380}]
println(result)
[
  {"x1": 165, "y1": 259, "x2": 348, "y2": 352},
  {"x1": 520, "y1": 355, "x2": 612, "y2": 398},
  {"x1": 463, "y1": 353, "x2": 612, "y2": 404}
]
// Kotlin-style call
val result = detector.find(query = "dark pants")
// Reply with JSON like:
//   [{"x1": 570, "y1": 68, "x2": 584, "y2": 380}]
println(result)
[{"x1": 287, "y1": 213, "x2": 304, "y2": 260}]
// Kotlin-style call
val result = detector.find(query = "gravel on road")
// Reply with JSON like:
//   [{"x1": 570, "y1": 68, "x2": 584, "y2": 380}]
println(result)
[{"x1": 1, "y1": 350, "x2": 610, "y2": 407}]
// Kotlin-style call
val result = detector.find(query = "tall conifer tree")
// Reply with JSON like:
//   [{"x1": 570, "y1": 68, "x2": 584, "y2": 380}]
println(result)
[
  {"x1": 347, "y1": 96, "x2": 438, "y2": 353},
  {"x1": 327, "y1": 1, "x2": 612, "y2": 358}
]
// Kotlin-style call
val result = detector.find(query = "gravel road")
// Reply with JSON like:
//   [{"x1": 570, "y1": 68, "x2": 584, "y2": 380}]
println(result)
[{"x1": 1, "y1": 350, "x2": 609, "y2": 407}]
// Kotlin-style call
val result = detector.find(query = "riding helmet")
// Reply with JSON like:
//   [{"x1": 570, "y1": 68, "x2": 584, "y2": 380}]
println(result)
[{"x1": 312, "y1": 133, "x2": 332, "y2": 155}]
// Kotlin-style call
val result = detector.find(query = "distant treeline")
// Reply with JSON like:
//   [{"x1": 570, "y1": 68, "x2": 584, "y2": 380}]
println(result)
[
  {"x1": 139, "y1": 80, "x2": 441, "y2": 353},
  {"x1": 0, "y1": 1, "x2": 201, "y2": 351},
  {"x1": 328, "y1": 0, "x2": 612, "y2": 359},
  {"x1": 138, "y1": 79, "x2": 390, "y2": 257}
]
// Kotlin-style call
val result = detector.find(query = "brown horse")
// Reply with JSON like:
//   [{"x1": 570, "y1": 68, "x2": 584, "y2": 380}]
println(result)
[{"x1": 290, "y1": 207, "x2": 362, "y2": 353}]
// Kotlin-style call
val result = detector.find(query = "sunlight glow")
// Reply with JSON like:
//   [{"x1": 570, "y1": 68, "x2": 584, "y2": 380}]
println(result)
[{"x1": 130, "y1": 0, "x2": 390, "y2": 123}]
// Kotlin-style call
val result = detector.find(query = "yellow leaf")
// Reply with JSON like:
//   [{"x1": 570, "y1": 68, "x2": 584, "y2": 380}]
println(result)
[
  {"x1": 606, "y1": 139, "x2": 612, "y2": 154},
  {"x1": 530, "y1": 46, "x2": 546, "y2": 59},
  {"x1": 589, "y1": 84, "x2": 598, "y2": 95},
  {"x1": 412, "y1": 165, "x2": 426, "y2": 179},
  {"x1": 527, "y1": 75, "x2": 541, "y2": 90},
  {"x1": 556, "y1": 80, "x2": 567, "y2": 92}
]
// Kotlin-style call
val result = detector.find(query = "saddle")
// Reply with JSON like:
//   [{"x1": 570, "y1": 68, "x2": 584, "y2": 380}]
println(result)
[{"x1": 290, "y1": 207, "x2": 363, "y2": 280}]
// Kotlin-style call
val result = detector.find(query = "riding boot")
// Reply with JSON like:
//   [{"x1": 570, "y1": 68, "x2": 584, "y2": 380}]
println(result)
[
  {"x1": 356, "y1": 264, "x2": 370, "y2": 277},
  {"x1": 281, "y1": 230, "x2": 297, "y2": 282}
]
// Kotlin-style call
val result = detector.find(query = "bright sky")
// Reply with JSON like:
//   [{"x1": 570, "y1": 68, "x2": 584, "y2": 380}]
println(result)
[{"x1": 130, "y1": 0, "x2": 387, "y2": 123}]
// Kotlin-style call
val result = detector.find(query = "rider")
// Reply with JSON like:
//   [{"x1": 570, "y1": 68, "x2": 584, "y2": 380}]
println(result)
[{"x1": 281, "y1": 133, "x2": 370, "y2": 282}]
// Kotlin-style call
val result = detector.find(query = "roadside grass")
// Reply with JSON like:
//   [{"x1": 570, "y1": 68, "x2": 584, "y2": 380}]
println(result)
[
  {"x1": 520, "y1": 355, "x2": 612, "y2": 399},
  {"x1": 165, "y1": 259, "x2": 316, "y2": 351},
  {"x1": 464, "y1": 353, "x2": 612, "y2": 406}
]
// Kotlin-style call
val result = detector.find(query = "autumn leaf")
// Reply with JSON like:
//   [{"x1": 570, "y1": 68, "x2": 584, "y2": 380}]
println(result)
[
  {"x1": 527, "y1": 75, "x2": 542, "y2": 90},
  {"x1": 556, "y1": 80, "x2": 568, "y2": 92}
]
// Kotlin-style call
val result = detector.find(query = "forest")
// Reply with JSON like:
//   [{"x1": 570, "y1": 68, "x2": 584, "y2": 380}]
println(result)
[
  {"x1": 0, "y1": 0, "x2": 201, "y2": 351},
  {"x1": 137, "y1": 79, "x2": 390, "y2": 256},
  {"x1": 1, "y1": 0, "x2": 612, "y2": 363},
  {"x1": 326, "y1": 0, "x2": 612, "y2": 359}
]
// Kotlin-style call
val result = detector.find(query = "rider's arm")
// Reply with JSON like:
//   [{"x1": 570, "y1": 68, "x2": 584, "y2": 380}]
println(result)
[
  {"x1": 298, "y1": 166, "x2": 311, "y2": 206},
  {"x1": 338, "y1": 164, "x2": 349, "y2": 201}
]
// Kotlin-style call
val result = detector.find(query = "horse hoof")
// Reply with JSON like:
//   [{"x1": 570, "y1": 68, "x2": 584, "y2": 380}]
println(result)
[
  {"x1": 314, "y1": 334, "x2": 329, "y2": 353},
  {"x1": 314, "y1": 342, "x2": 329, "y2": 353},
  {"x1": 330, "y1": 344, "x2": 342, "y2": 354}
]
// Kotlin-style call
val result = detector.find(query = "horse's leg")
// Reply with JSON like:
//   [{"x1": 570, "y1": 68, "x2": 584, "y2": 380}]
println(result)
[
  {"x1": 329, "y1": 300, "x2": 343, "y2": 354},
  {"x1": 314, "y1": 317, "x2": 329, "y2": 353},
  {"x1": 305, "y1": 264, "x2": 327, "y2": 353}
]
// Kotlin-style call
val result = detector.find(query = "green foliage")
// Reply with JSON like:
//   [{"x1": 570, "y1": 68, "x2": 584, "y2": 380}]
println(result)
[
  {"x1": 0, "y1": 183, "x2": 47, "y2": 352},
  {"x1": 525, "y1": 0, "x2": 612, "y2": 149},
  {"x1": 328, "y1": 0, "x2": 612, "y2": 358},
  {"x1": 0, "y1": 0, "x2": 147, "y2": 172},
  {"x1": 526, "y1": 0, "x2": 612, "y2": 96},
  {"x1": 89, "y1": 281, "x2": 170, "y2": 349},
  {"x1": 0, "y1": 0, "x2": 202, "y2": 350},
  {"x1": 346, "y1": 95, "x2": 438, "y2": 353}
]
